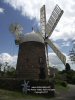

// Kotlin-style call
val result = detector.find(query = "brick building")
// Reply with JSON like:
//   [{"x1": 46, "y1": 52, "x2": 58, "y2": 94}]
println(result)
[{"x1": 16, "y1": 30, "x2": 48, "y2": 80}]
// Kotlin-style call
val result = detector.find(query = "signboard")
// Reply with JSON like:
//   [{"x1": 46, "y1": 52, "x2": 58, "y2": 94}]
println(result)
[{"x1": 21, "y1": 80, "x2": 55, "y2": 94}]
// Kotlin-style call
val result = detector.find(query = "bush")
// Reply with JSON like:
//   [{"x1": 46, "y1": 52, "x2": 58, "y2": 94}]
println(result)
[
  {"x1": 55, "y1": 79, "x2": 67, "y2": 87},
  {"x1": 60, "y1": 81, "x2": 67, "y2": 87},
  {"x1": 0, "y1": 78, "x2": 55, "y2": 91}
]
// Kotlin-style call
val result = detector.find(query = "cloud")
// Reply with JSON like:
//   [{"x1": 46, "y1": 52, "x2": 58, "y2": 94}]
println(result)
[
  {"x1": 48, "y1": 52, "x2": 64, "y2": 65},
  {"x1": 0, "y1": 53, "x2": 17, "y2": 68},
  {"x1": 3, "y1": 0, "x2": 44, "y2": 20},
  {"x1": 0, "y1": 8, "x2": 4, "y2": 13},
  {"x1": 3, "y1": 0, "x2": 75, "y2": 41},
  {"x1": 61, "y1": 41, "x2": 71, "y2": 47},
  {"x1": 48, "y1": 52, "x2": 72, "y2": 70},
  {"x1": 0, "y1": 52, "x2": 74, "y2": 71}
]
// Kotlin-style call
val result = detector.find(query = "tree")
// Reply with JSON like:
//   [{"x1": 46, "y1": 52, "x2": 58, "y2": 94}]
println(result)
[
  {"x1": 65, "y1": 63, "x2": 71, "y2": 72},
  {"x1": 0, "y1": 63, "x2": 2, "y2": 72},
  {"x1": 69, "y1": 41, "x2": 75, "y2": 62},
  {"x1": 3, "y1": 62, "x2": 8, "y2": 73},
  {"x1": 6, "y1": 67, "x2": 16, "y2": 77}
]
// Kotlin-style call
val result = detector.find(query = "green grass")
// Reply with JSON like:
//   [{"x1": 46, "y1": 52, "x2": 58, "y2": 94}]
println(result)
[
  {"x1": 55, "y1": 84, "x2": 69, "y2": 96},
  {"x1": 0, "y1": 89, "x2": 54, "y2": 100},
  {"x1": 0, "y1": 85, "x2": 68, "y2": 100},
  {"x1": 0, "y1": 89, "x2": 38, "y2": 100}
]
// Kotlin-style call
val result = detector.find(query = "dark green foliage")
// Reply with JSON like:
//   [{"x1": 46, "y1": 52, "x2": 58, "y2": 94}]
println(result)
[
  {"x1": 60, "y1": 81, "x2": 67, "y2": 87},
  {"x1": 55, "y1": 79, "x2": 67, "y2": 87},
  {"x1": 0, "y1": 67, "x2": 16, "y2": 78},
  {"x1": 6, "y1": 67, "x2": 16, "y2": 77},
  {"x1": 65, "y1": 63, "x2": 71, "y2": 72},
  {"x1": 71, "y1": 75, "x2": 75, "y2": 84},
  {"x1": 55, "y1": 68, "x2": 75, "y2": 84},
  {"x1": 0, "y1": 63, "x2": 2, "y2": 71},
  {"x1": 0, "y1": 78, "x2": 21, "y2": 91}
]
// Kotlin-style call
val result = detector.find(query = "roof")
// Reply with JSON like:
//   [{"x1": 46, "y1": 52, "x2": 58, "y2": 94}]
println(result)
[{"x1": 20, "y1": 30, "x2": 44, "y2": 44}]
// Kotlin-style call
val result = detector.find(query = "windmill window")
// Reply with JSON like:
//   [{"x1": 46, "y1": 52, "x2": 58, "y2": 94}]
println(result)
[
  {"x1": 39, "y1": 57, "x2": 43, "y2": 64},
  {"x1": 26, "y1": 58, "x2": 29, "y2": 63}
]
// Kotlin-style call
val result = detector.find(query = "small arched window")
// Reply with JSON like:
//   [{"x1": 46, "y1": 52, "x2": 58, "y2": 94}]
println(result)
[{"x1": 39, "y1": 57, "x2": 43, "y2": 64}]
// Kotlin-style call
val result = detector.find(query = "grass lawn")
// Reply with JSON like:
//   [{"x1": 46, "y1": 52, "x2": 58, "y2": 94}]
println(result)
[
  {"x1": 0, "y1": 89, "x2": 55, "y2": 100},
  {"x1": 0, "y1": 85, "x2": 68, "y2": 100},
  {"x1": 55, "y1": 84, "x2": 69, "y2": 96},
  {"x1": 0, "y1": 89, "x2": 43, "y2": 100}
]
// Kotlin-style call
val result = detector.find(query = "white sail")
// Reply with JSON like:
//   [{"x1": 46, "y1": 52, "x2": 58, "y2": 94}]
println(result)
[
  {"x1": 46, "y1": 5, "x2": 64, "y2": 38},
  {"x1": 9, "y1": 23, "x2": 23, "y2": 44},
  {"x1": 40, "y1": 5, "x2": 46, "y2": 38},
  {"x1": 45, "y1": 38, "x2": 66, "y2": 65}
]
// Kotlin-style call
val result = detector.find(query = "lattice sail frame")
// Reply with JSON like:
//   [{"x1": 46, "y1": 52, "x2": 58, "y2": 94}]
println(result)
[
  {"x1": 46, "y1": 5, "x2": 64, "y2": 37},
  {"x1": 45, "y1": 39, "x2": 66, "y2": 65},
  {"x1": 40, "y1": 4, "x2": 66, "y2": 65},
  {"x1": 40, "y1": 5, "x2": 46, "y2": 38},
  {"x1": 9, "y1": 23, "x2": 23, "y2": 40}
]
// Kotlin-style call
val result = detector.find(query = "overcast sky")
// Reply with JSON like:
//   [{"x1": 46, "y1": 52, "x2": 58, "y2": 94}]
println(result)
[{"x1": 0, "y1": 0, "x2": 75, "y2": 70}]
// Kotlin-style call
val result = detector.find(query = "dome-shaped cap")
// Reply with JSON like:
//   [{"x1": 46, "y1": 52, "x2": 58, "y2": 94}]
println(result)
[{"x1": 20, "y1": 30, "x2": 44, "y2": 43}]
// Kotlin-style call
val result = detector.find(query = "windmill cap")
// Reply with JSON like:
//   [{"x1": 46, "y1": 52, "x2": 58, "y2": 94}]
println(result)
[{"x1": 20, "y1": 30, "x2": 44, "y2": 43}]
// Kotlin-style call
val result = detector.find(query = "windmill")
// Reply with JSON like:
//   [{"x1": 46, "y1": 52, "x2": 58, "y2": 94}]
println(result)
[{"x1": 9, "y1": 4, "x2": 66, "y2": 80}]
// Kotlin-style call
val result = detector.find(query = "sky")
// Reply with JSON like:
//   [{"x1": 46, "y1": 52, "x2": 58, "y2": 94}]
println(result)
[{"x1": 0, "y1": 0, "x2": 75, "y2": 70}]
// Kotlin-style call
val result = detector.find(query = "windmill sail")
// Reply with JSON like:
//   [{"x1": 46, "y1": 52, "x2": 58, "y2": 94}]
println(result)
[
  {"x1": 9, "y1": 23, "x2": 23, "y2": 44},
  {"x1": 40, "y1": 5, "x2": 46, "y2": 38},
  {"x1": 46, "y1": 5, "x2": 64, "y2": 38},
  {"x1": 45, "y1": 42, "x2": 49, "y2": 67},
  {"x1": 45, "y1": 39, "x2": 66, "y2": 65}
]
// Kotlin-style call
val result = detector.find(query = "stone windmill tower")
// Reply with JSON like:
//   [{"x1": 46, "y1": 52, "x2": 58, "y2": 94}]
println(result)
[
  {"x1": 10, "y1": 24, "x2": 48, "y2": 80},
  {"x1": 10, "y1": 4, "x2": 66, "y2": 80}
]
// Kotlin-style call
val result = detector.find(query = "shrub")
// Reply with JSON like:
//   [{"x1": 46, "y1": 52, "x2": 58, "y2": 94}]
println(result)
[
  {"x1": 60, "y1": 81, "x2": 67, "y2": 87},
  {"x1": 55, "y1": 79, "x2": 67, "y2": 87},
  {"x1": 0, "y1": 78, "x2": 55, "y2": 91}
]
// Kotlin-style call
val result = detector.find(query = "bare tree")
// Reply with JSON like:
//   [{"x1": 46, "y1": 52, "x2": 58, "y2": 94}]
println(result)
[
  {"x1": 0, "y1": 63, "x2": 2, "y2": 72},
  {"x1": 69, "y1": 41, "x2": 75, "y2": 62}
]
